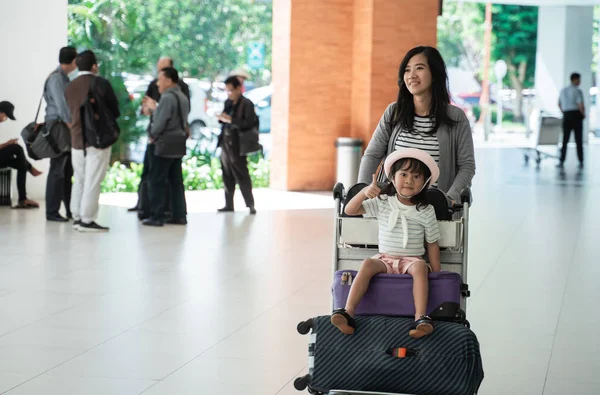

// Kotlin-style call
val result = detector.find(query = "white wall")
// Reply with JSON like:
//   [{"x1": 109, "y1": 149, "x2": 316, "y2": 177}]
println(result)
[
  {"x1": 534, "y1": 5, "x2": 594, "y2": 137},
  {"x1": 0, "y1": 0, "x2": 68, "y2": 201}
]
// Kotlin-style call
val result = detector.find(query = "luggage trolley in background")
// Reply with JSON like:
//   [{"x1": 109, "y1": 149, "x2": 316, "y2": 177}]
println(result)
[{"x1": 523, "y1": 111, "x2": 563, "y2": 166}]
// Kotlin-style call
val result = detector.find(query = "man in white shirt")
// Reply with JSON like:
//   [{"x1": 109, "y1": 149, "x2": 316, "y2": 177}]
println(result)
[{"x1": 558, "y1": 72, "x2": 585, "y2": 168}]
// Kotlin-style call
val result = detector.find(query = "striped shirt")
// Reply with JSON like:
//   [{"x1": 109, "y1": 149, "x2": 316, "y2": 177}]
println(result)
[
  {"x1": 394, "y1": 115, "x2": 439, "y2": 186},
  {"x1": 362, "y1": 197, "x2": 440, "y2": 256}
]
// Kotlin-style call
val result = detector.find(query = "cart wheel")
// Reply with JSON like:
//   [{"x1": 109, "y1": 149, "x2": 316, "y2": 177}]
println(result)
[
  {"x1": 454, "y1": 308, "x2": 466, "y2": 324},
  {"x1": 464, "y1": 320, "x2": 471, "y2": 329},
  {"x1": 535, "y1": 157, "x2": 541, "y2": 165},
  {"x1": 297, "y1": 318, "x2": 314, "y2": 335},
  {"x1": 524, "y1": 154, "x2": 529, "y2": 165},
  {"x1": 294, "y1": 375, "x2": 311, "y2": 391}
]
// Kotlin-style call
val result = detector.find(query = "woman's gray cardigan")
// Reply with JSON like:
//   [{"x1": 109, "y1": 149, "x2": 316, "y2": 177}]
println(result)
[{"x1": 357, "y1": 103, "x2": 476, "y2": 202}]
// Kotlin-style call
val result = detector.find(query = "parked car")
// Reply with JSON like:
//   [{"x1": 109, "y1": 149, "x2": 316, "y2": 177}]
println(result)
[{"x1": 245, "y1": 85, "x2": 273, "y2": 133}]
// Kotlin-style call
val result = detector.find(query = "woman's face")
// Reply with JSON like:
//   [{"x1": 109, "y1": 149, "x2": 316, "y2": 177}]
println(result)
[{"x1": 403, "y1": 53, "x2": 433, "y2": 96}]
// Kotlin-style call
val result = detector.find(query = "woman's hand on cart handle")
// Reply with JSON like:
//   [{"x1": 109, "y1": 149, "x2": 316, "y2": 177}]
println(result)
[{"x1": 364, "y1": 174, "x2": 381, "y2": 199}]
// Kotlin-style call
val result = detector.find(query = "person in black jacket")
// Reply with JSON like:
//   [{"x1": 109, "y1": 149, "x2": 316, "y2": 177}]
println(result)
[
  {"x1": 142, "y1": 67, "x2": 190, "y2": 227},
  {"x1": 129, "y1": 57, "x2": 190, "y2": 216},
  {"x1": 216, "y1": 76, "x2": 258, "y2": 215}
]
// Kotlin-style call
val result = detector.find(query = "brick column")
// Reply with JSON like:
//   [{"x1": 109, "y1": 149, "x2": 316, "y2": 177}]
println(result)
[{"x1": 272, "y1": 0, "x2": 438, "y2": 191}]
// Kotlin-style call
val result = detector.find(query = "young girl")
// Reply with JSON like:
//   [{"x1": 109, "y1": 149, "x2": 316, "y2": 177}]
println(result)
[{"x1": 331, "y1": 148, "x2": 441, "y2": 339}]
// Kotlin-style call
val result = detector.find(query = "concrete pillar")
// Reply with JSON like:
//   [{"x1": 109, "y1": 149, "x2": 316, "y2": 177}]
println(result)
[
  {"x1": 271, "y1": 0, "x2": 438, "y2": 191},
  {"x1": 0, "y1": 0, "x2": 68, "y2": 200},
  {"x1": 534, "y1": 6, "x2": 593, "y2": 140}
]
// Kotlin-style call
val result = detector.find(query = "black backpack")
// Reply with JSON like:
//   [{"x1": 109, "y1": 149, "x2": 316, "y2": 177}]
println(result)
[{"x1": 80, "y1": 76, "x2": 120, "y2": 149}]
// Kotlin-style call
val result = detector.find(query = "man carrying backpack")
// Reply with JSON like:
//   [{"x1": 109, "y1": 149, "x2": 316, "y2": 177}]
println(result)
[{"x1": 65, "y1": 50, "x2": 120, "y2": 232}]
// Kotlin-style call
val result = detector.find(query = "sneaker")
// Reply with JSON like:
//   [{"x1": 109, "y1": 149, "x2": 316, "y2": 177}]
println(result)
[
  {"x1": 73, "y1": 220, "x2": 82, "y2": 230},
  {"x1": 78, "y1": 221, "x2": 109, "y2": 232}
]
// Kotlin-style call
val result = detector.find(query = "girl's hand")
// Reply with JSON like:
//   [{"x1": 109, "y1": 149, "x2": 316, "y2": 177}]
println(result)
[{"x1": 363, "y1": 174, "x2": 381, "y2": 199}]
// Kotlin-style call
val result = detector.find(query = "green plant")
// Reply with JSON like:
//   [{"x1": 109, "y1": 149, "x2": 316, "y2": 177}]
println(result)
[
  {"x1": 101, "y1": 161, "x2": 143, "y2": 193},
  {"x1": 472, "y1": 105, "x2": 516, "y2": 124},
  {"x1": 100, "y1": 149, "x2": 270, "y2": 193}
]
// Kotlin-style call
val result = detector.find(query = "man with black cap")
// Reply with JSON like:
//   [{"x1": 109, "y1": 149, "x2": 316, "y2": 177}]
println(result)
[
  {"x1": 0, "y1": 101, "x2": 42, "y2": 208},
  {"x1": 44, "y1": 46, "x2": 78, "y2": 222}
]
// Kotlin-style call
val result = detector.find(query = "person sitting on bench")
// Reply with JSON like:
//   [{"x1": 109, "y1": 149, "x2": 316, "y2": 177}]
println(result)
[{"x1": 0, "y1": 101, "x2": 42, "y2": 208}]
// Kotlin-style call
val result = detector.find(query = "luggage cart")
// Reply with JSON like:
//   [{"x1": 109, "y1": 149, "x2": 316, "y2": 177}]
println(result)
[
  {"x1": 330, "y1": 182, "x2": 472, "y2": 318},
  {"x1": 523, "y1": 111, "x2": 563, "y2": 166},
  {"x1": 294, "y1": 182, "x2": 477, "y2": 395}
]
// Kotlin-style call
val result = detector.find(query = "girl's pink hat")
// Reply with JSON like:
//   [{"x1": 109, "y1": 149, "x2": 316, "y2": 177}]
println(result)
[{"x1": 384, "y1": 148, "x2": 440, "y2": 185}]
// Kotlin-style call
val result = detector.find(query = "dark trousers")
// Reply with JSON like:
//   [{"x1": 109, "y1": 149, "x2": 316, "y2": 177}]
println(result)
[
  {"x1": 560, "y1": 111, "x2": 584, "y2": 164},
  {"x1": 137, "y1": 145, "x2": 151, "y2": 212},
  {"x1": 0, "y1": 144, "x2": 32, "y2": 201},
  {"x1": 45, "y1": 152, "x2": 73, "y2": 216},
  {"x1": 220, "y1": 133, "x2": 254, "y2": 209},
  {"x1": 147, "y1": 144, "x2": 187, "y2": 222}
]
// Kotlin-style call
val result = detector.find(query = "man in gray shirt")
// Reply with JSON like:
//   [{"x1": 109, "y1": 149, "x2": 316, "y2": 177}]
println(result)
[
  {"x1": 142, "y1": 67, "x2": 190, "y2": 227},
  {"x1": 45, "y1": 47, "x2": 78, "y2": 222},
  {"x1": 558, "y1": 72, "x2": 585, "y2": 168}
]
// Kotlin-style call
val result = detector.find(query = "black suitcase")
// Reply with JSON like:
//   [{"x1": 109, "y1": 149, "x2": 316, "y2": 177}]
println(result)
[{"x1": 295, "y1": 315, "x2": 483, "y2": 395}]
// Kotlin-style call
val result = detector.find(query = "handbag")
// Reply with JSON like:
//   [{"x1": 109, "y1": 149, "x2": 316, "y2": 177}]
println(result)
[
  {"x1": 20, "y1": 72, "x2": 72, "y2": 160},
  {"x1": 154, "y1": 93, "x2": 188, "y2": 159},
  {"x1": 237, "y1": 99, "x2": 262, "y2": 156}
]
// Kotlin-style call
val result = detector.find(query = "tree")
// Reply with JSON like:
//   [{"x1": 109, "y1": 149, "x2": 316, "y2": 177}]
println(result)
[
  {"x1": 437, "y1": 1, "x2": 486, "y2": 82},
  {"x1": 489, "y1": 4, "x2": 538, "y2": 122},
  {"x1": 68, "y1": 0, "x2": 149, "y2": 162},
  {"x1": 67, "y1": 0, "x2": 273, "y2": 161}
]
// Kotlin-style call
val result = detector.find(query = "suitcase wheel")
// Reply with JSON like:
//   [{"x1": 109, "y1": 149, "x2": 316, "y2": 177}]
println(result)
[
  {"x1": 454, "y1": 308, "x2": 466, "y2": 324},
  {"x1": 297, "y1": 318, "x2": 314, "y2": 335},
  {"x1": 294, "y1": 374, "x2": 311, "y2": 390},
  {"x1": 464, "y1": 319, "x2": 471, "y2": 329}
]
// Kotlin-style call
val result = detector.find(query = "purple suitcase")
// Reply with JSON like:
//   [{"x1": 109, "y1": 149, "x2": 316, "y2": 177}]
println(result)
[{"x1": 332, "y1": 270, "x2": 464, "y2": 320}]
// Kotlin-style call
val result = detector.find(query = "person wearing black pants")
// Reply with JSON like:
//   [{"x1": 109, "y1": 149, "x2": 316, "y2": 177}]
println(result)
[
  {"x1": 44, "y1": 47, "x2": 78, "y2": 221},
  {"x1": 46, "y1": 152, "x2": 73, "y2": 219},
  {"x1": 0, "y1": 144, "x2": 42, "y2": 208},
  {"x1": 560, "y1": 111, "x2": 584, "y2": 166},
  {"x1": 0, "y1": 101, "x2": 41, "y2": 208},
  {"x1": 216, "y1": 76, "x2": 257, "y2": 215},
  {"x1": 146, "y1": 144, "x2": 187, "y2": 224},
  {"x1": 143, "y1": 67, "x2": 189, "y2": 227},
  {"x1": 558, "y1": 72, "x2": 586, "y2": 168},
  {"x1": 129, "y1": 57, "x2": 189, "y2": 214}
]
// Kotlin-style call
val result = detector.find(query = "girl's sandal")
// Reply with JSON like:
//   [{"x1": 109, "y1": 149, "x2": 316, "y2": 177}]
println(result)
[
  {"x1": 330, "y1": 308, "x2": 356, "y2": 335},
  {"x1": 409, "y1": 316, "x2": 434, "y2": 339}
]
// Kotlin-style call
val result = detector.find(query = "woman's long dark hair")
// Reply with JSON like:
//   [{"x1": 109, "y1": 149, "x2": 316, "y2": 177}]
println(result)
[
  {"x1": 380, "y1": 158, "x2": 431, "y2": 211},
  {"x1": 393, "y1": 46, "x2": 457, "y2": 134}
]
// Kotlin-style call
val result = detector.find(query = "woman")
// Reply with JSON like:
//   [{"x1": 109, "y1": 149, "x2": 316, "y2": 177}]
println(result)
[
  {"x1": 216, "y1": 76, "x2": 259, "y2": 215},
  {"x1": 357, "y1": 46, "x2": 475, "y2": 204}
]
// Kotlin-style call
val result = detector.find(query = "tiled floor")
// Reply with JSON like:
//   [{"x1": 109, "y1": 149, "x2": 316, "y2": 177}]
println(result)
[{"x1": 1, "y1": 146, "x2": 599, "y2": 394}]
